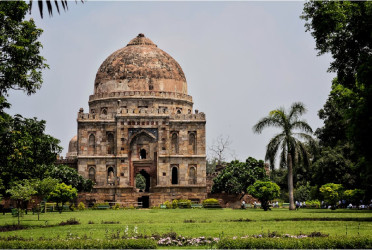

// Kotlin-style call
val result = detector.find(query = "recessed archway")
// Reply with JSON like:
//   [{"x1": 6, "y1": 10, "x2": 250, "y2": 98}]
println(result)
[{"x1": 139, "y1": 170, "x2": 150, "y2": 192}]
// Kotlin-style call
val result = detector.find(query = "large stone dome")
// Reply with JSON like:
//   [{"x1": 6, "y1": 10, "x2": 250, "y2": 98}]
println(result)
[{"x1": 94, "y1": 34, "x2": 187, "y2": 95}]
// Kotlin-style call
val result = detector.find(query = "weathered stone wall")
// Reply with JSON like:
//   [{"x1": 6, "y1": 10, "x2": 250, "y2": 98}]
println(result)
[{"x1": 78, "y1": 187, "x2": 207, "y2": 207}]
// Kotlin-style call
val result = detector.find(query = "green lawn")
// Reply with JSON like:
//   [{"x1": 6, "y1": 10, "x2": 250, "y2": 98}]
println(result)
[{"x1": 0, "y1": 208, "x2": 371, "y2": 240}]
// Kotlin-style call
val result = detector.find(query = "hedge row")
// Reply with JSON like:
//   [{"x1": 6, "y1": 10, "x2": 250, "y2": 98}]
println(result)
[
  {"x1": 0, "y1": 239, "x2": 157, "y2": 249},
  {"x1": 217, "y1": 237, "x2": 372, "y2": 249}
]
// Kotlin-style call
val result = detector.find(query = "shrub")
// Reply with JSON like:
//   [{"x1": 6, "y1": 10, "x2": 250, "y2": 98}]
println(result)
[
  {"x1": 305, "y1": 200, "x2": 321, "y2": 208},
  {"x1": 172, "y1": 199, "x2": 178, "y2": 209},
  {"x1": 178, "y1": 199, "x2": 191, "y2": 208},
  {"x1": 77, "y1": 202, "x2": 85, "y2": 210},
  {"x1": 163, "y1": 201, "x2": 172, "y2": 209},
  {"x1": 202, "y1": 198, "x2": 221, "y2": 208},
  {"x1": 113, "y1": 204, "x2": 120, "y2": 210}
]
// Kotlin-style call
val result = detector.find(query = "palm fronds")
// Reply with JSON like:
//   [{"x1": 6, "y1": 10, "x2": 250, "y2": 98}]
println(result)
[{"x1": 29, "y1": 0, "x2": 84, "y2": 18}]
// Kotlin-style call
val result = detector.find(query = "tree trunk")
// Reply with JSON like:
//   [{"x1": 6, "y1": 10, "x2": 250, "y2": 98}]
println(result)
[
  {"x1": 287, "y1": 153, "x2": 295, "y2": 210},
  {"x1": 17, "y1": 200, "x2": 20, "y2": 226}
]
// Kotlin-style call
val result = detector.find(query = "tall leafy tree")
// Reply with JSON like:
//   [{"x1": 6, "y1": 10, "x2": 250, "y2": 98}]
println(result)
[
  {"x1": 0, "y1": 115, "x2": 62, "y2": 193},
  {"x1": 253, "y1": 102, "x2": 316, "y2": 210},
  {"x1": 0, "y1": 1, "x2": 48, "y2": 104},
  {"x1": 302, "y1": 1, "x2": 372, "y2": 196}
]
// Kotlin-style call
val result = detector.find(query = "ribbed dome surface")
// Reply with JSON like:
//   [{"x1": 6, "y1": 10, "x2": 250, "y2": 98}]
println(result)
[{"x1": 94, "y1": 34, "x2": 187, "y2": 95}]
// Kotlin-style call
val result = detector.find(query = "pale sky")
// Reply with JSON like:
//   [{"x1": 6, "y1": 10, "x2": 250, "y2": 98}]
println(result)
[{"x1": 8, "y1": 1, "x2": 335, "y2": 164}]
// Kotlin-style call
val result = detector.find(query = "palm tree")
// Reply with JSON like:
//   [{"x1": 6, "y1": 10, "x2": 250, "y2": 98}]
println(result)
[
  {"x1": 29, "y1": 0, "x2": 83, "y2": 18},
  {"x1": 253, "y1": 102, "x2": 316, "y2": 210}
]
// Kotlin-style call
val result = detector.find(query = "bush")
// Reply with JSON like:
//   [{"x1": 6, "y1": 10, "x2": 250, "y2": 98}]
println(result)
[
  {"x1": 202, "y1": 198, "x2": 221, "y2": 208},
  {"x1": 163, "y1": 201, "x2": 172, "y2": 209},
  {"x1": 172, "y1": 199, "x2": 178, "y2": 209},
  {"x1": 305, "y1": 200, "x2": 321, "y2": 208},
  {"x1": 178, "y1": 199, "x2": 191, "y2": 208},
  {"x1": 0, "y1": 239, "x2": 157, "y2": 249},
  {"x1": 113, "y1": 204, "x2": 120, "y2": 210},
  {"x1": 217, "y1": 237, "x2": 372, "y2": 249},
  {"x1": 77, "y1": 202, "x2": 85, "y2": 211}
]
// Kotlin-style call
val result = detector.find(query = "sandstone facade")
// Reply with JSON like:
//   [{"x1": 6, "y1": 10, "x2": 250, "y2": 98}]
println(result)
[{"x1": 67, "y1": 34, "x2": 207, "y2": 207}]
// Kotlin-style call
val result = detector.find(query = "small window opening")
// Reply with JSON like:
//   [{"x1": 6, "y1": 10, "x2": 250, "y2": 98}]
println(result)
[
  {"x1": 171, "y1": 166, "x2": 178, "y2": 185},
  {"x1": 107, "y1": 167, "x2": 115, "y2": 185},
  {"x1": 140, "y1": 149, "x2": 147, "y2": 159}
]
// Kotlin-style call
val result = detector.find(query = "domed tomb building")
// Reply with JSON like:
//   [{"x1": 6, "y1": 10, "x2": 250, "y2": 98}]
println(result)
[{"x1": 71, "y1": 34, "x2": 207, "y2": 207}]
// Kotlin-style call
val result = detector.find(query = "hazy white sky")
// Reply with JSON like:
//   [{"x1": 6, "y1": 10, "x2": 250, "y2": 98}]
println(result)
[{"x1": 8, "y1": 1, "x2": 335, "y2": 163}]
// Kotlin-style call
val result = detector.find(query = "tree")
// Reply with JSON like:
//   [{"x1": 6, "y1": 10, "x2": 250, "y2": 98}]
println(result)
[
  {"x1": 343, "y1": 189, "x2": 365, "y2": 206},
  {"x1": 211, "y1": 157, "x2": 268, "y2": 196},
  {"x1": 0, "y1": 1, "x2": 47, "y2": 104},
  {"x1": 311, "y1": 145, "x2": 358, "y2": 190},
  {"x1": 34, "y1": 177, "x2": 59, "y2": 200},
  {"x1": 135, "y1": 174, "x2": 146, "y2": 191},
  {"x1": 293, "y1": 182, "x2": 311, "y2": 202},
  {"x1": 206, "y1": 157, "x2": 218, "y2": 174},
  {"x1": 48, "y1": 183, "x2": 77, "y2": 213},
  {"x1": 6, "y1": 180, "x2": 37, "y2": 225},
  {"x1": 209, "y1": 135, "x2": 233, "y2": 165},
  {"x1": 47, "y1": 164, "x2": 93, "y2": 192},
  {"x1": 253, "y1": 102, "x2": 316, "y2": 210},
  {"x1": 302, "y1": 1, "x2": 372, "y2": 198},
  {"x1": 28, "y1": 0, "x2": 83, "y2": 19},
  {"x1": 0, "y1": 115, "x2": 62, "y2": 193},
  {"x1": 319, "y1": 183, "x2": 343, "y2": 210},
  {"x1": 247, "y1": 181, "x2": 280, "y2": 211}
]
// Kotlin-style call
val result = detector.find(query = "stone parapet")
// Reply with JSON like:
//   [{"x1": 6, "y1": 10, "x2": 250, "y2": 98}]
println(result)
[
  {"x1": 89, "y1": 91, "x2": 193, "y2": 104},
  {"x1": 77, "y1": 112, "x2": 115, "y2": 122},
  {"x1": 77, "y1": 110, "x2": 205, "y2": 122}
]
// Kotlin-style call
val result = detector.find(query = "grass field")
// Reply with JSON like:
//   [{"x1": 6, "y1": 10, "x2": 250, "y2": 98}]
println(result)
[{"x1": 0, "y1": 208, "x2": 371, "y2": 240}]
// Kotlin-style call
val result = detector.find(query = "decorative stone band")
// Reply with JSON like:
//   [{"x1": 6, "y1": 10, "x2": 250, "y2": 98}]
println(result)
[
  {"x1": 77, "y1": 155, "x2": 128, "y2": 159},
  {"x1": 77, "y1": 112, "x2": 206, "y2": 122},
  {"x1": 158, "y1": 155, "x2": 206, "y2": 158},
  {"x1": 89, "y1": 91, "x2": 193, "y2": 104}
]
